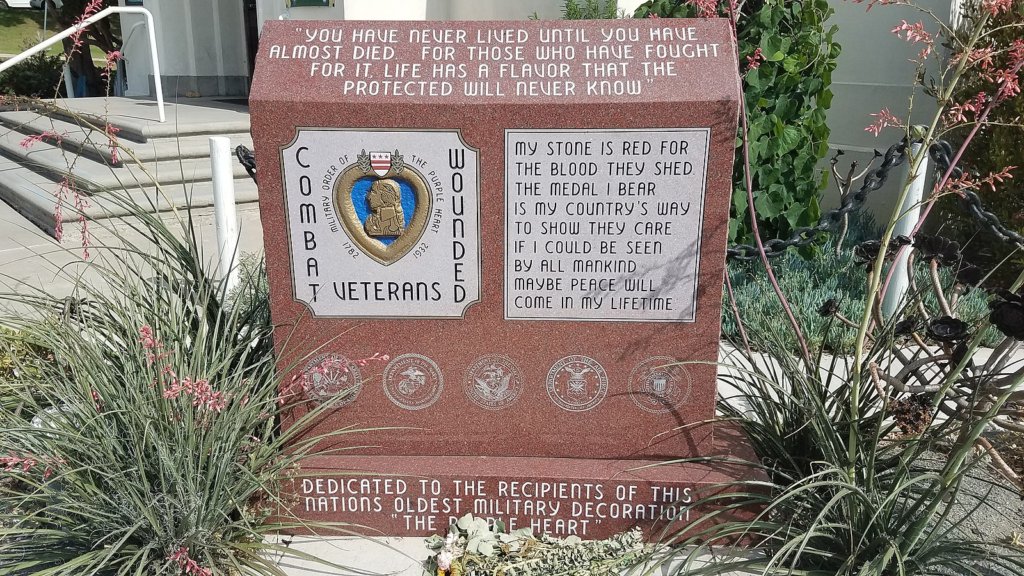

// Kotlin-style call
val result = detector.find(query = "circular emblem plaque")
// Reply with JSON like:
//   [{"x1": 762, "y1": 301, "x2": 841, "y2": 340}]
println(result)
[
  {"x1": 301, "y1": 353, "x2": 362, "y2": 406},
  {"x1": 546, "y1": 355, "x2": 608, "y2": 412},
  {"x1": 464, "y1": 355, "x2": 524, "y2": 410},
  {"x1": 382, "y1": 354, "x2": 444, "y2": 410},
  {"x1": 628, "y1": 357, "x2": 691, "y2": 414}
]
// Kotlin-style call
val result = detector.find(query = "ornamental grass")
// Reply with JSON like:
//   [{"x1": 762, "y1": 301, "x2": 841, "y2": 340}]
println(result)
[{"x1": 0, "y1": 192, "x2": 364, "y2": 575}]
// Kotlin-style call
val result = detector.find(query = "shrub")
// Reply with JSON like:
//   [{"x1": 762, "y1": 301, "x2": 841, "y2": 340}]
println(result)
[
  {"x1": 635, "y1": 0, "x2": 838, "y2": 246},
  {"x1": 932, "y1": 4, "x2": 1024, "y2": 288},
  {"x1": 561, "y1": 0, "x2": 619, "y2": 19},
  {"x1": 0, "y1": 327, "x2": 52, "y2": 412},
  {"x1": 724, "y1": 211, "x2": 1002, "y2": 352},
  {"x1": 646, "y1": 0, "x2": 1024, "y2": 573},
  {"x1": 0, "y1": 50, "x2": 64, "y2": 98}
]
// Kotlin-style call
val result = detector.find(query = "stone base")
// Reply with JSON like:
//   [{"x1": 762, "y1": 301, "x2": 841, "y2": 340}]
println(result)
[{"x1": 285, "y1": 425, "x2": 760, "y2": 541}]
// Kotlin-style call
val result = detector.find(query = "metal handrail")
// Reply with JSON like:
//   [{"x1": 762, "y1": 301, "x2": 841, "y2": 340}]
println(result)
[{"x1": 0, "y1": 6, "x2": 165, "y2": 122}]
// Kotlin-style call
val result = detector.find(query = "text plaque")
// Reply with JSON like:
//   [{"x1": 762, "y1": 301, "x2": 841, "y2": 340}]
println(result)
[
  {"x1": 505, "y1": 129, "x2": 709, "y2": 322},
  {"x1": 281, "y1": 129, "x2": 481, "y2": 318}
]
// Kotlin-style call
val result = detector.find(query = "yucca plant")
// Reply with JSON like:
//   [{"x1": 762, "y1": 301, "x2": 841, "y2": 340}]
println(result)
[
  {"x1": 0, "y1": 185, "x2": 363, "y2": 575},
  {"x1": 646, "y1": 318, "x2": 1024, "y2": 575}
]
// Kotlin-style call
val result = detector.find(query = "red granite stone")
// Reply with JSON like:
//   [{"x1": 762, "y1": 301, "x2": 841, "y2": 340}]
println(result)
[{"x1": 250, "y1": 18, "x2": 743, "y2": 537}]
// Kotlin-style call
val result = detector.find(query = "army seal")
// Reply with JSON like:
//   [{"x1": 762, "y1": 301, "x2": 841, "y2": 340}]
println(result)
[
  {"x1": 300, "y1": 353, "x2": 362, "y2": 406},
  {"x1": 628, "y1": 357, "x2": 691, "y2": 414},
  {"x1": 546, "y1": 355, "x2": 608, "y2": 412},
  {"x1": 464, "y1": 354, "x2": 524, "y2": 410},
  {"x1": 382, "y1": 354, "x2": 444, "y2": 410}
]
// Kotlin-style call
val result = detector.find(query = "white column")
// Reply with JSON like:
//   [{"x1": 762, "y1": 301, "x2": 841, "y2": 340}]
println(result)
[
  {"x1": 882, "y1": 142, "x2": 927, "y2": 318},
  {"x1": 210, "y1": 136, "x2": 240, "y2": 291}
]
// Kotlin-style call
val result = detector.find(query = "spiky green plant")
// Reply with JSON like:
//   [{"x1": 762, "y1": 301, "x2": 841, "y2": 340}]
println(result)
[
  {"x1": 723, "y1": 211, "x2": 1002, "y2": 353},
  {"x1": 0, "y1": 188, "x2": 361, "y2": 575},
  {"x1": 641, "y1": 320, "x2": 1024, "y2": 575}
]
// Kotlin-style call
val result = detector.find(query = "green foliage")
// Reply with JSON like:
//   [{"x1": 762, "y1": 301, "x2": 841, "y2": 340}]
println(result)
[
  {"x1": 0, "y1": 189, "x2": 358, "y2": 575},
  {"x1": 634, "y1": 0, "x2": 838, "y2": 246},
  {"x1": 933, "y1": 4, "x2": 1024, "y2": 288},
  {"x1": 0, "y1": 327, "x2": 52, "y2": 411},
  {"x1": 561, "y1": 0, "x2": 619, "y2": 19},
  {"x1": 0, "y1": 49, "x2": 64, "y2": 98},
  {"x1": 724, "y1": 212, "x2": 1002, "y2": 352},
  {"x1": 649, "y1": 336, "x2": 1024, "y2": 575}
]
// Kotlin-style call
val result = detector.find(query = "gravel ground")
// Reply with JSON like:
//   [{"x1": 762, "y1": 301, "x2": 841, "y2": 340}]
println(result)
[{"x1": 917, "y1": 452, "x2": 1024, "y2": 575}]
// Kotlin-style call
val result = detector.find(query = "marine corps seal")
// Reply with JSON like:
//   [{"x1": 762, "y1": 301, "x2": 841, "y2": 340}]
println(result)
[{"x1": 382, "y1": 353, "x2": 444, "y2": 410}]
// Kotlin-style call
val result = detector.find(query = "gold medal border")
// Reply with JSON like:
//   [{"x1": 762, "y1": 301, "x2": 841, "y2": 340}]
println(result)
[{"x1": 334, "y1": 164, "x2": 432, "y2": 266}]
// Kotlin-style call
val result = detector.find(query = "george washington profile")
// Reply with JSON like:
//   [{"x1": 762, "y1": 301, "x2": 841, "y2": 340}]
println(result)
[{"x1": 364, "y1": 178, "x2": 405, "y2": 237}]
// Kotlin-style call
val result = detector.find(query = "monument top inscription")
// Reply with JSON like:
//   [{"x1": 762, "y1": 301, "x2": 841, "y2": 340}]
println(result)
[
  {"x1": 258, "y1": 20, "x2": 738, "y2": 104},
  {"x1": 251, "y1": 18, "x2": 743, "y2": 538}
]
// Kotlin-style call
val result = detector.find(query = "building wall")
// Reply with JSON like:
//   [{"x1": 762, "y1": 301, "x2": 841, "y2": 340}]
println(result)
[
  {"x1": 254, "y1": 0, "x2": 567, "y2": 28},
  {"x1": 118, "y1": 0, "x2": 249, "y2": 98},
  {"x1": 822, "y1": 0, "x2": 952, "y2": 220}
]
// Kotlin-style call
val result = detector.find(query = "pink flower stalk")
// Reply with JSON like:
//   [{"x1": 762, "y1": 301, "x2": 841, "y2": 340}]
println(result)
[
  {"x1": 943, "y1": 166, "x2": 1016, "y2": 196},
  {"x1": 891, "y1": 19, "x2": 933, "y2": 60},
  {"x1": 945, "y1": 92, "x2": 988, "y2": 125},
  {"x1": 688, "y1": 0, "x2": 718, "y2": 18},
  {"x1": 168, "y1": 547, "x2": 213, "y2": 576},
  {"x1": 70, "y1": 0, "x2": 105, "y2": 51},
  {"x1": 981, "y1": 0, "x2": 1012, "y2": 15},
  {"x1": 354, "y1": 352, "x2": 390, "y2": 367},
  {"x1": 994, "y1": 67, "x2": 1021, "y2": 101},
  {"x1": 105, "y1": 122, "x2": 121, "y2": 164},
  {"x1": 0, "y1": 453, "x2": 38, "y2": 473},
  {"x1": 163, "y1": 377, "x2": 229, "y2": 413},
  {"x1": 52, "y1": 176, "x2": 75, "y2": 242},
  {"x1": 1010, "y1": 39, "x2": 1024, "y2": 65},
  {"x1": 139, "y1": 325, "x2": 171, "y2": 366},
  {"x1": 865, "y1": 107, "x2": 904, "y2": 136},
  {"x1": 102, "y1": 50, "x2": 121, "y2": 79},
  {"x1": 19, "y1": 130, "x2": 64, "y2": 149},
  {"x1": 965, "y1": 46, "x2": 995, "y2": 72},
  {"x1": 75, "y1": 191, "x2": 91, "y2": 260}
]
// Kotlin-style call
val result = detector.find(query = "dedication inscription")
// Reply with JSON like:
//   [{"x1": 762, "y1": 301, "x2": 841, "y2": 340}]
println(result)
[{"x1": 251, "y1": 18, "x2": 746, "y2": 540}]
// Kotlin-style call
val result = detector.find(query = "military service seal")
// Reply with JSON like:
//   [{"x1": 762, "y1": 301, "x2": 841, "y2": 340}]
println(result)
[
  {"x1": 464, "y1": 354, "x2": 524, "y2": 410},
  {"x1": 382, "y1": 353, "x2": 444, "y2": 410},
  {"x1": 628, "y1": 356, "x2": 691, "y2": 414},
  {"x1": 546, "y1": 355, "x2": 608, "y2": 412},
  {"x1": 300, "y1": 352, "x2": 363, "y2": 406}
]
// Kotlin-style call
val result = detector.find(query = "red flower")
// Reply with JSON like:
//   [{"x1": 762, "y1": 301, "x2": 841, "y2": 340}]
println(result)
[{"x1": 745, "y1": 47, "x2": 764, "y2": 71}]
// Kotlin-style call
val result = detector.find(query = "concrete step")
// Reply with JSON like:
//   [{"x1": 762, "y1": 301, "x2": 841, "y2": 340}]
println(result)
[
  {"x1": 0, "y1": 110, "x2": 253, "y2": 166},
  {"x1": 0, "y1": 97, "x2": 256, "y2": 239},
  {"x1": 41, "y1": 97, "x2": 253, "y2": 142},
  {"x1": 0, "y1": 129, "x2": 252, "y2": 194},
  {"x1": 0, "y1": 156, "x2": 258, "y2": 237}
]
